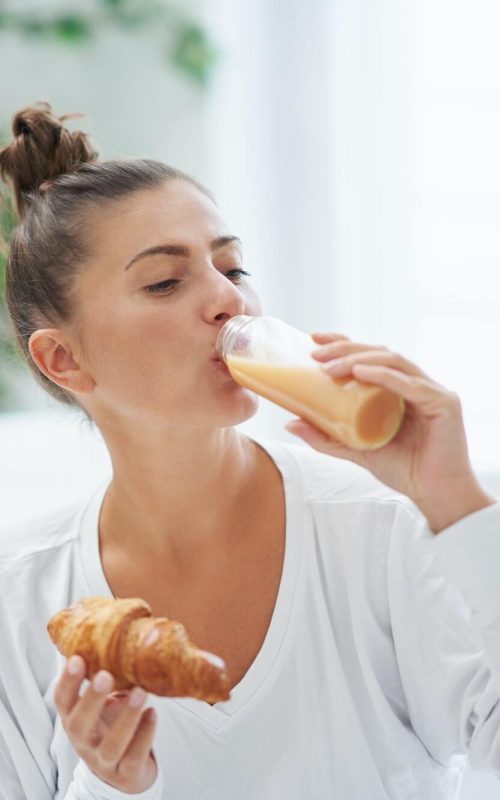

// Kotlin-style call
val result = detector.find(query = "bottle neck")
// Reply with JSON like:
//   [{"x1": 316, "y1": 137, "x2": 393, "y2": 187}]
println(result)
[{"x1": 216, "y1": 315, "x2": 253, "y2": 362}]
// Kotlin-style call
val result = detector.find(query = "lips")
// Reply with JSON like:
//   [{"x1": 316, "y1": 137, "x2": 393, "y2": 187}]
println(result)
[
  {"x1": 210, "y1": 350, "x2": 222, "y2": 362},
  {"x1": 210, "y1": 353, "x2": 231, "y2": 375}
]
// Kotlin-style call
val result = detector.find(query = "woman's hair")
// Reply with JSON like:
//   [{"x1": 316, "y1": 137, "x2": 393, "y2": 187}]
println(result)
[{"x1": 0, "y1": 101, "x2": 210, "y2": 410}]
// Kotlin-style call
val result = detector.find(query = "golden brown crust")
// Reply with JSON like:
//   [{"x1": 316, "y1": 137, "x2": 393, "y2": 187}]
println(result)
[{"x1": 47, "y1": 596, "x2": 230, "y2": 703}]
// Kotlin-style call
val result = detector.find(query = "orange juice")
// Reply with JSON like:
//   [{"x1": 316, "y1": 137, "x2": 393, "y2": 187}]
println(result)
[
  {"x1": 226, "y1": 355, "x2": 404, "y2": 450},
  {"x1": 217, "y1": 315, "x2": 405, "y2": 451}
]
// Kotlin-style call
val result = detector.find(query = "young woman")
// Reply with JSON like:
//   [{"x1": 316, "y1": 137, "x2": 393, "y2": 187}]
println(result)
[{"x1": 0, "y1": 102, "x2": 498, "y2": 800}]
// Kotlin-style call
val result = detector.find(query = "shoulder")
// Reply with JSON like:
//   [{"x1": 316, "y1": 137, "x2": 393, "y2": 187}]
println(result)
[
  {"x1": 254, "y1": 435, "x2": 428, "y2": 563},
  {"x1": 0, "y1": 487, "x2": 103, "y2": 665},
  {"x1": 0, "y1": 484, "x2": 100, "y2": 572},
  {"x1": 259, "y1": 436, "x2": 420, "y2": 514}
]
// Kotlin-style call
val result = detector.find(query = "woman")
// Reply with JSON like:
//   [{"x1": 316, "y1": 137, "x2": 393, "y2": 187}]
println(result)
[{"x1": 0, "y1": 102, "x2": 498, "y2": 800}]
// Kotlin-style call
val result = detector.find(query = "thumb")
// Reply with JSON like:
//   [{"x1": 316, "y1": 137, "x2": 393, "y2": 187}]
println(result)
[
  {"x1": 285, "y1": 419, "x2": 329, "y2": 442},
  {"x1": 284, "y1": 418, "x2": 360, "y2": 463}
]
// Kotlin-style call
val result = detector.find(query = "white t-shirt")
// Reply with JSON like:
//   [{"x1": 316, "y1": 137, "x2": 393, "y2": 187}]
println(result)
[{"x1": 1, "y1": 436, "x2": 500, "y2": 800}]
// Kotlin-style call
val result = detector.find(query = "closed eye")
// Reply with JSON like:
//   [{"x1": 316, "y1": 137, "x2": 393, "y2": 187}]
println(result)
[
  {"x1": 145, "y1": 269, "x2": 251, "y2": 295},
  {"x1": 225, "y1": 269, "x2": 251, "y2": 281},
  {"x1": 145, "y1": 279, "x2": 179, "y2": 294}
]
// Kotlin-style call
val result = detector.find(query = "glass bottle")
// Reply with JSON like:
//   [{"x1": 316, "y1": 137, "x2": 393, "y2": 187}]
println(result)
[{"x1": 216, "y1": 315, "x2": 405, "y2": 450}]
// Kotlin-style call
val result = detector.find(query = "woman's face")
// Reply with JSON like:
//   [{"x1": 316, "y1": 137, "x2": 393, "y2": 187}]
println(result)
[{"x1": 71, "y1": 179, "x2": 261, "y2": 428}]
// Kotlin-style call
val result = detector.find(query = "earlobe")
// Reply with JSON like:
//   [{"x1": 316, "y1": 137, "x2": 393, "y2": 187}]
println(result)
[{"x1": 28, "y1": 329, "x2": 96, "y2": 394}]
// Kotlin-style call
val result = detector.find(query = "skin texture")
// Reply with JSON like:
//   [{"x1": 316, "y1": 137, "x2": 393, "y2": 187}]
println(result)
[{"x1": 29, "y1": 180, "x2": 495, "y2": 791}]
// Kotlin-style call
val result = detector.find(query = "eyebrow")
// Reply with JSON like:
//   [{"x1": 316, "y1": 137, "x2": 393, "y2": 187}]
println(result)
[{"x1": 124, "y1": 235, "x2": 242, "y2": 270}]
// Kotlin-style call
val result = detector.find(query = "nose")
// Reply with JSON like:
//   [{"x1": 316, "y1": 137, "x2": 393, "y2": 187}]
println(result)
[{"x1": 202, "y1": 269, "x2": 246, "y2": 328}]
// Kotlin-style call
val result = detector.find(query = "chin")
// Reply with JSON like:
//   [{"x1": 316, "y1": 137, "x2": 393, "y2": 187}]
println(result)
[
  {"x1": 212, "y1": 392, "x2": 260, "y2": 428},
  {"x1": 114, "y1": 378, "x2": 260, "y2": 429}
]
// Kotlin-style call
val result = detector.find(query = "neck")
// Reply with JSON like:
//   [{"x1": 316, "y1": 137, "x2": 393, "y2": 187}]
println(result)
[{"x1": 98, "y1": 424, "x2": 261, "y2": 563}]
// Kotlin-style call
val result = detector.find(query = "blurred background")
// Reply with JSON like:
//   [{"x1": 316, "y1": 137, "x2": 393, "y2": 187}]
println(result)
[{"x1": 0, "y1": 1, "x2": 499, "y2": 795}]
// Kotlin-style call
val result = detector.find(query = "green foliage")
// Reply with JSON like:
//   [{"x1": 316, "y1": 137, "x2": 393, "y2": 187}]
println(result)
[
  {"x1": 0, "y1": 150, "x2": 21, "y2": 408},
  {"x1": 0, "y1": 127, "x2": 16, "y2": 295},
  {"x1": 0, "y1": 195, "x2": 16, "y2": 298},
  {"x1": 172, "y1": 23, "x2": 219, "y2": 87},
  {"x1": 0, "y1": 0, "x2": 220, "y2": 87}
]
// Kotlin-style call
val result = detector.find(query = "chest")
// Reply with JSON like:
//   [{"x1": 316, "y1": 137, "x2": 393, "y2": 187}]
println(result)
[{"x1": 103, "y1": 516, "x2": 285, "y2": 694}]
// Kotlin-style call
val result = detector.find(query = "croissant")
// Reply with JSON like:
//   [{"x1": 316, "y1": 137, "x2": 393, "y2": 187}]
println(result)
[{"x1": 47, "y1": 596, "x2": 231, "y2": 703}]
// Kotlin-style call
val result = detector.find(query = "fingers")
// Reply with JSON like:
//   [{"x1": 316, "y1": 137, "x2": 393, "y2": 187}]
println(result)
[
  {"x1": 100, "y1": 692, "x2": 131, "y2": 727},
  {"x1": 312, "y1": 340, "x2": 388, "y2": 363},
  {"x1": 310, "y1": 333, "x2": 437, "y2": 382},
  {"x1": 313, "y1": 342, "x2": 450, "y2": 410},
  {"x1": 117, "y1": 708, "x2": 157, "y2": 782},
  {"x1": 67, "y1": 670, "x2": 116, "y2": 746},
  {"x1": 97, "y1": 687, "x2": 148, "y2": 767},
  {"x1": 54, "y1": 655, "x2": 87, "y2": 718},
  {"x1": 285, "y1": 418, "x2": 365, "y2": 464},
  {"x1": 310, "y1": 332, "x2": 350, "y2": 344},
  {"x1": 317, "y1": 348, "x2": 429, "y2": 380},
  {"x1": 347, "y1": 364, "x2": 459, "y2": 411}
]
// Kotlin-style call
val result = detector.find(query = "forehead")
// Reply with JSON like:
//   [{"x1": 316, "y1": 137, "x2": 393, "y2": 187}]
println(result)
[{"x1": 87, "y1": 179, "x2": 228, "y2": 259}]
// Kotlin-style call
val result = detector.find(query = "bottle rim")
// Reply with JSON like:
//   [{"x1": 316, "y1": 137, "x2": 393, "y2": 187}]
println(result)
[{"x1": 216, "y1": 315, "x2": 254, "y2": 362}]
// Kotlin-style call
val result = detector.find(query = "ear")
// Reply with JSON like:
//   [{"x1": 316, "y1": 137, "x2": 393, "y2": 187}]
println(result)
[{"x1": 28, "y1": 329, "x2": 96, "y2": 395}]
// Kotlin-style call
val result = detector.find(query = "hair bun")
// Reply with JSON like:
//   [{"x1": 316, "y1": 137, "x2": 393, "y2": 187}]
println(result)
[
  {"x1": 13, "y1": 116, "x2": 33, "y2": 137},
  {"x1": 0, "y1": 100, "x2": 99, "y2": 217}
]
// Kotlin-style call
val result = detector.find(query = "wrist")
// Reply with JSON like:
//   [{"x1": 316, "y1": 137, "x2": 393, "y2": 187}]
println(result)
[
  {"x1": 418, "y1": 481, "x2": 496, "y2": 534},
  {"x1": 72, "y1": 758, "x2": 163, "y2": 799}
]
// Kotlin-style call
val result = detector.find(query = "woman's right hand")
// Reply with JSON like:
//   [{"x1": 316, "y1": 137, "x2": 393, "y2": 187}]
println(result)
[{"x1": 54, "y1": 654, "x2": 158, "y2": 794}]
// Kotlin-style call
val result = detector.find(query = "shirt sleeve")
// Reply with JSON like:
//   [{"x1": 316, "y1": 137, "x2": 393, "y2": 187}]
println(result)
[
  {"x1": 0, "y1": 728, "x2": 41, "y2": 800},
  {"x1": 0, "y1": 692, "x2": 53, "y2": 800},
  {"x1": 387, "y1": 500, "x2": 500, "y2": 775},
  {"x1": 63, "y1": 759, "x2": 164, "y2": 800},
  {"x1": 0, "y1": 693, "x2": 164, "y2": 800}
]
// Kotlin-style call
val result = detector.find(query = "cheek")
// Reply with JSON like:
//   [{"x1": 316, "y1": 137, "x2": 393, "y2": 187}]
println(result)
[{"x1": 78, "y1": 300, "x2": 185, "y2": 384}]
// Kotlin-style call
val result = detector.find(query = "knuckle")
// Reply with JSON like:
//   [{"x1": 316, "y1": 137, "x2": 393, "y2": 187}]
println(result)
[
  {"x1": 53, "y1": 685, "x2": 65, "y2": 709},
  {"x1": 96, "y1": 748, "x2": 117, "y2": 771},
  {"x1": 448, "y1": 390, "x2": 462, "y2": 407},
  {"x1": 120, "y1": 755, "x2": 142, "y2": 775},
  {"x1": 63, "y1": 715, "x2": 79, "y2": 740},
  {"x1": 391, "y1": 351, "x2": 413, "y2": 369}
]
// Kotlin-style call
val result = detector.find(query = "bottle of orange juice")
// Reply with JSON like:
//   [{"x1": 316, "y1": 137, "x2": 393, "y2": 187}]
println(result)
[{"x1": 216, "y1": 315, "x2": 405, "y2": 451}]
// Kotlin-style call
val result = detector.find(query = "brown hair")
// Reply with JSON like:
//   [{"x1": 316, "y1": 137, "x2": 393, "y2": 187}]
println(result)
[{"x1": 0, "y1": 101, "x2": 210, "y2": 411}]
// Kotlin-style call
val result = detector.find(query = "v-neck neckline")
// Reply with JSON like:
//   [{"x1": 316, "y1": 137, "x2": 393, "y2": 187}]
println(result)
[{"x1": 78, "y1": 436, "x2": 305, "y2": 731}]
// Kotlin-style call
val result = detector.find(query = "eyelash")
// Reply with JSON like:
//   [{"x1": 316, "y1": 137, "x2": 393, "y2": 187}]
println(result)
[{"x1": 145, "y1": 269, "x2": 252, "y2": 295}]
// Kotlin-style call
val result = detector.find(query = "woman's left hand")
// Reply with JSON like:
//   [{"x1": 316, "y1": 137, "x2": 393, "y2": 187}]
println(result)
[{"x1": 285, "y1": 332, "x2": 494, "y2": 532}]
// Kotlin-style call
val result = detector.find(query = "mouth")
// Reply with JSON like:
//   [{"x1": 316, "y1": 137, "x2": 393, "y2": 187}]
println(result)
[{"x1": 210, "y1": 353, "x2": 231, "y2": 375}]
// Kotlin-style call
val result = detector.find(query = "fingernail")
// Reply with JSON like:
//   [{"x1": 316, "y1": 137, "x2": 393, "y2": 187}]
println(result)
[
  {"x1": 93, "y1": 671, "x2": 113, "y2": 693},
  {"x1": 129, "y1": 687, "x2": 146, "y2": 708},
  {"x1": 285, "y1": 423, "x2": 304, "y2": 434},
  {"x1": 324, "y1": 359, "x2": 346, "y2": 373},
  {"x1": 67, "y1": 656, "x2": 83, "y2": 676}
]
